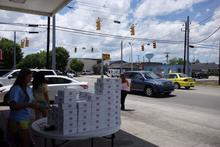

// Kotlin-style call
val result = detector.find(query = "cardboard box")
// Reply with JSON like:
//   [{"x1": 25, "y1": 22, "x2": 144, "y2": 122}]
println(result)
[
  {"x1": 58, "y1": 103, "x2": 77, "y2": 110},
  {"x1": 78, "y1": 120, "x2": 91, "y2": 133},
  {"x1": 91, "y1": 94, "x2": 102, "y2": 101},
  {"x1": 58, "y1": 120, "x2": 77, "y2": 129},
  {"x1": 77, "y1": 100, "x2": 92, "y2": 110},
  {"x1": 79, "y1": 92, "x2": 93, "y2": 100},
  {"x1": 95, "y1": 82, "x2": 121, "y2": 90},
  {"x1": 58, "y1": 109, "x2": 77, "y2": 121},
  {"x1": 97, "y1": 78, "x2": 120, "y2": 85},
  {"x1": 58, "y1": 127, "x2": 77, "y2": 135},
  {"x1": 57, "y1": 88, "x2": 79, "y2": 99},
  {"x1": 55, "y1": 95, "x2": 77, "y2": 104}
]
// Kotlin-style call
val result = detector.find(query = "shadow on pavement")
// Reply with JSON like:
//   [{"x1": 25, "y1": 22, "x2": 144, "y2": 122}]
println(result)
[
  {"x1": 129, "y1": 92, "x2": 176, "y2": 99},
  {"x1": 34, "y1": 130, "x2": 158, "y2": 147},
  {"x1": 121, "y1": 109, "x2": 135, "y2": 112},
  {"x1": 177, "y1": 88, "x2": 196, "y2": 90}
]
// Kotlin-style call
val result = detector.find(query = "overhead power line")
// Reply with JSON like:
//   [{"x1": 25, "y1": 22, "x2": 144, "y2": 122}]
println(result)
[
  {"x1": 195, "y1": 26, "x2": 220, "y2": 43},
  {"x1": 190, "y1": 15, "x2": 213, "y2": 28}
]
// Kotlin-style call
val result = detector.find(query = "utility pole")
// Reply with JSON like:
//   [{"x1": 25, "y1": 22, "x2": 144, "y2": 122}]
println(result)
[
  {"x1": 137, "y1": 55, "x2": 140, "y2": 63},
  {"x1": 183, "y1": 21, "x2": 187, "y2": 74},
  {"x1": 219, "y1": 41, "x2": 220, "y2": 85},
  {"x1": 13, "y1": 31, "x2": 16, "y2": 69},
  {"x1": 186, "y1": 16, "x2": 190, "y2": 76},
  {"x1": 164, "y1": 52, "x2": 170, "y2": 64}
]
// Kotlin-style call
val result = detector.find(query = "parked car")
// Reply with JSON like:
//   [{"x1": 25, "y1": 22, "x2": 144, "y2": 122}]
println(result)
[
  {"x1": 0, "y1": 69, "x2": 57, "y2": 87},
  {"x1": 0, "y1": 75, "x2": 88, "y2": 102},
  {"x1": 66, "y1": 72, "x2": 76, "y2": 78},
  {"x1": 192, "y1": 71, "x2": 209, "y2": 79},
  {"x1": 81, "y1": 70, "x2": 94, "y2": 75},
  {"x1": 164, "y1": 73, "x2": 195, "y2": 89},
  {"x1": 124, "y1": 71, "x2": 174, "y2": 97}
]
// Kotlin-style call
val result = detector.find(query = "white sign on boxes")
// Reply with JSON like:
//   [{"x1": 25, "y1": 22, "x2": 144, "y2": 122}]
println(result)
[{"x1": 47, "y1": 78, "x2": 121, "y2": 135}]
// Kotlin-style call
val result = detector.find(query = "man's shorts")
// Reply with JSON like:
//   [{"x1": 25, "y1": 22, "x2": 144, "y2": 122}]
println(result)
[{"x1": 8, "y1": 119, "x2": 30, "y2": 133}]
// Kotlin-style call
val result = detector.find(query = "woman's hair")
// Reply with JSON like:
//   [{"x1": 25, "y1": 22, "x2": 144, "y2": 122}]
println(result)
[
  {"x1": 120, "y1": 74, "x2": 126, "y2": 83},
  {"x1": 33, "y1": 72, "x2": 47, "y2": 90},
  {"x1": 13, "y1": 68, "x2": 32, "y2": 88}
]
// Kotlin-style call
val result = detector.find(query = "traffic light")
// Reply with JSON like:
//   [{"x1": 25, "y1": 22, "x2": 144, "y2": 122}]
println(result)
[
  {"x1": 153, "y1": 41, "x2": 156, "y2": 48},
  {"x1": 141, "y1": 44, "x2": 144, "y2": 51},
  {"x1": 96, "y1": 17, "x2": 101, "y2": 30},
  {"x1": 25, "y1": 37, "x2": 29, "y2": 47},
  {"x1": 20, "y1": 38, "x2": 29, "y2": 48},
  {"x1": 20, "y1": 40, "x2": 25, "y2": 48},
  {"x1": 130, "y1": 24, "x2": 135, "y2": 35},
  {"x1": 74, "y1": 47, "x2": 77, "y2": 53},
  {"x1": 91, "y1": 47, "x2": 94, "y2": 52}
]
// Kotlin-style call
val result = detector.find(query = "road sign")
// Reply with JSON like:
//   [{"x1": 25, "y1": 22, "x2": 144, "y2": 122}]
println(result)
[{"x1": 102, "y1": 53, "x2": 110, "y2": 60}]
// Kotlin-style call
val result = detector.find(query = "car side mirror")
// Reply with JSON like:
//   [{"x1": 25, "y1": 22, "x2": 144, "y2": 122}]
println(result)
[{"x1": 8, "y1": 75, "x2": 13, "y2": 79}]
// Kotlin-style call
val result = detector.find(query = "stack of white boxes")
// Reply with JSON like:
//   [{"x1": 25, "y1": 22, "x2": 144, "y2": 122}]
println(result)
[
  {"x1": 48, "y1": 88, "x2": 78, "y2": 135},
  {"x1": 92, "y1": 78, "x2": 121, "y2": 130},
  {"x1": 47, "y1": 78, "x2": 121, "y2": 135},
  {"x1": 77, "y1": 100, "x2": 91, "y2": 133}
]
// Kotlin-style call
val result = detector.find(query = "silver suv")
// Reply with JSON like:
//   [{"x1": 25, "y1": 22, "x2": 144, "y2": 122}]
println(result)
[{"x1": 0, "y1": 69, "x2": 57, "y2": 87}]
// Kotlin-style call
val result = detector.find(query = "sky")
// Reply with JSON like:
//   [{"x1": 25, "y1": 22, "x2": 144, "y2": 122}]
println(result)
[{"x1": 0, "y1": 0, "x2": 220, "y2": 64}]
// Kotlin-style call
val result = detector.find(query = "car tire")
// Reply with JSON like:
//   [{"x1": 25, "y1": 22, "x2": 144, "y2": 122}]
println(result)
[
  {"x1": 185, "y1": 86, "x2": 190, "y2": 89},
  {"x1": 145, "y1": 87, "x2": 154, "y2": 97},
  {"x1": 174, "y1": 83, "x2": 180, "y2": 89}
]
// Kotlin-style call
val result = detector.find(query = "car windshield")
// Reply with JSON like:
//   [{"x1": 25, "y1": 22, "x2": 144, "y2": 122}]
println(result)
[
  {"x1": 179, "y1": 73, "x2": 187, "y2": 77},
  {"x1": 143, "y1": 72, "x2": 160, "y2": 79}
]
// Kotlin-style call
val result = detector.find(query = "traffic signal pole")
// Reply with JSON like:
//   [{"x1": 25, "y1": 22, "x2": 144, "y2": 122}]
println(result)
[
  {"x1": 120, "y1": 40, "x2": 123, "y2": 74},
  {"x1": 13, "y1": 31, "x2": 16, "y2": 69},
  {"x1": 52, "y1": 15, "x2": 56, "y2": 70},
  {"x1": 46, "y1": 17, "x2": 50, "y2": 69}
]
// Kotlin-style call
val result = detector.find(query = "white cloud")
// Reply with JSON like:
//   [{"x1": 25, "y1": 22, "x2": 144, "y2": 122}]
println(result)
[
  {"x1": 134, "y1": 0, "x2": 207, "y2": 19},
  {"x1": 0, "y1": 0, "x2": 219, "y2": 64}
]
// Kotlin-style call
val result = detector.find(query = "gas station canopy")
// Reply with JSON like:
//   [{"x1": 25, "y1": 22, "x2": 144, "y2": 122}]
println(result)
[{"x1": 0, "y1": 0, "x2": 71, "y2": 16}]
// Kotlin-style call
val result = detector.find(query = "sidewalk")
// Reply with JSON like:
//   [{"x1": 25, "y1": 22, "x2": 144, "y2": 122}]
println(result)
[{"x1": 0, "y1": 109, "x2": 158, "y2": 147}]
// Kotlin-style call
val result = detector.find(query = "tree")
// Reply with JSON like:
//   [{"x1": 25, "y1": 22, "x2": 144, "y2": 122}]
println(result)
[
  {"x1": 70, "y1": 59, "x2": 84, "y2": 73},
  {"x1": 0, "y1": 38, "x2": 23, "y2": 69},
  {"x1": 169, "y1": 57, "x2": 184, "y2": 65},
  {"x1": 18, "y1": 46, "x2": 69, "y2": 70},
  {"x1": 193, "y1": 59, "x2": 200, "y2": 64},
  {"x1": 49, "y1": 47, "x2": 69, "y2": 71},
  {"x1": 17, "y1": 51, "x2": 46, "y2": 68}
]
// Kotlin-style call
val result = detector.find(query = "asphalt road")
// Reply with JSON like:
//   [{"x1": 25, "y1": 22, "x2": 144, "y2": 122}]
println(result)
[{"x1": 77, "y1": 76, "x2": 220, "y2": 147}]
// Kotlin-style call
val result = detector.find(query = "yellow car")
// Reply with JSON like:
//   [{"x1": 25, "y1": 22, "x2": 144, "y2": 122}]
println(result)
[{"x1": 165, "y1": 73, "x2": 195, "y2": 89}]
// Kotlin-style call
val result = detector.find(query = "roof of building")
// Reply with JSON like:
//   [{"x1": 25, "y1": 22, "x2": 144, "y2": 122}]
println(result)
[
  {"x1": 109, "y1": 60, "x2": 127, "y2": 65},
  {"x1": 0, "y1": 0, "x2": 71, "y2": 16},
  {"x1": 191, "y1": 63, "x2": 219, "y2": 70}
]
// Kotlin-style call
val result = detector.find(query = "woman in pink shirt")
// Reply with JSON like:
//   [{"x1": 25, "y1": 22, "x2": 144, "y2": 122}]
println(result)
[{"x1": 120, "y1": 74, "x2": 130, "y2": 110}]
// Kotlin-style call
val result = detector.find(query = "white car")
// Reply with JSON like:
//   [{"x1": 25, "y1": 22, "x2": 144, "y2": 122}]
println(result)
[
  {"x1": 0, "y1": 75, "x2": 88, "y2": 102},
  {"x1": 0, "y1": 69, "x2": 57, "y2": 87}
]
